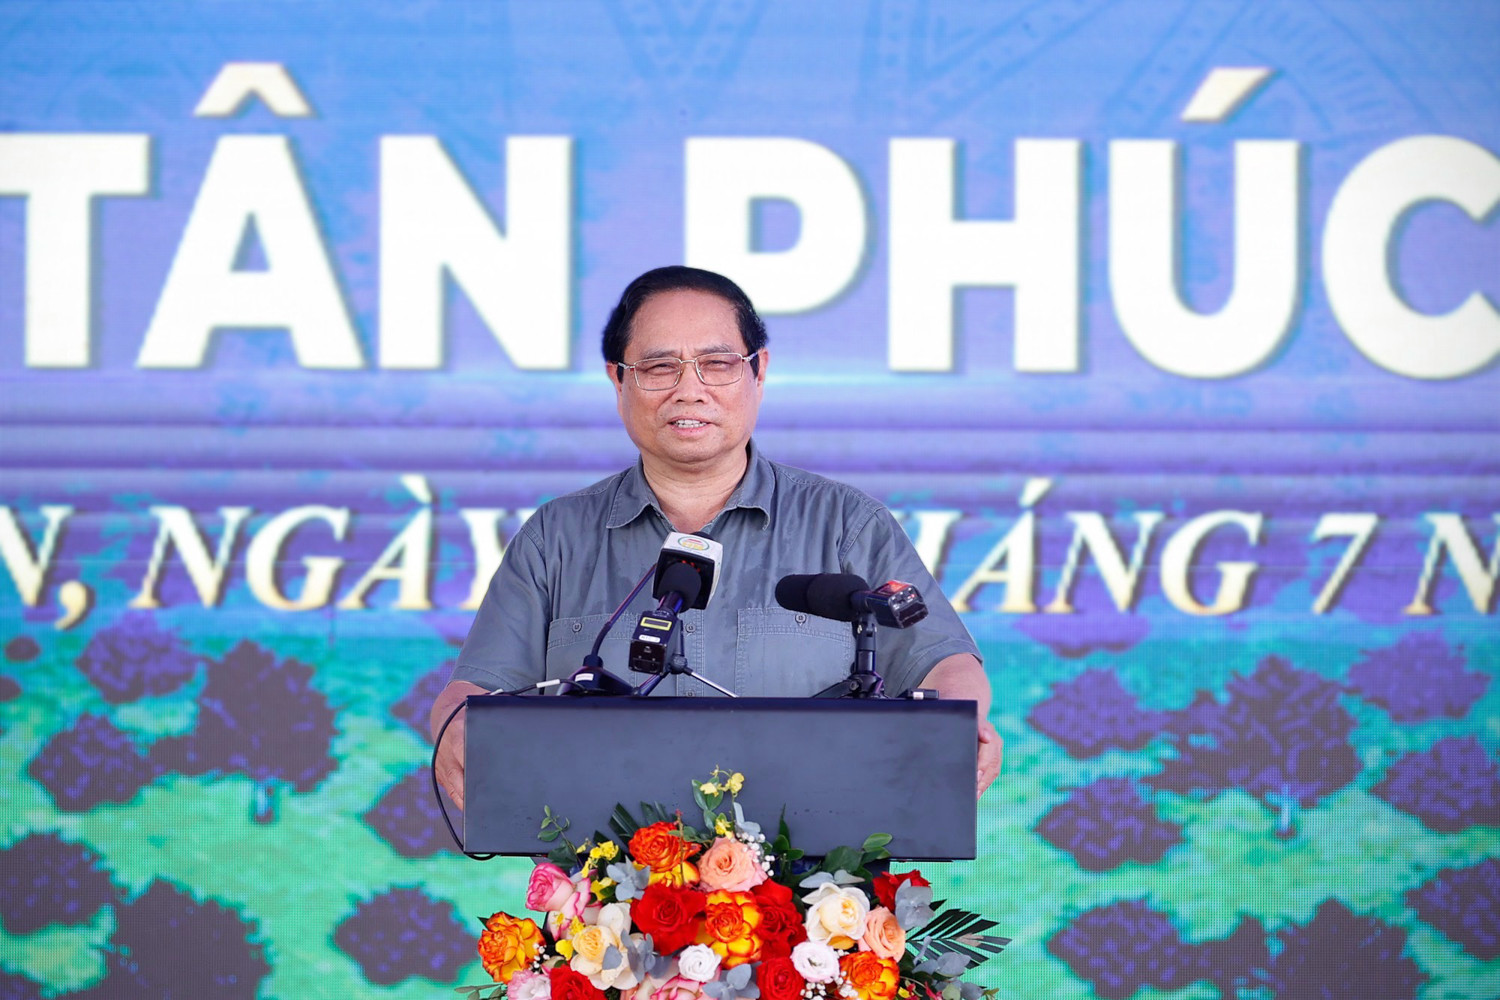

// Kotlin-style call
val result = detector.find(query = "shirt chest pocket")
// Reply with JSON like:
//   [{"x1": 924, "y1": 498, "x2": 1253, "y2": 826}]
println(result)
[
  {"x1": 734, "y1": 607, "x2": 857, "y2": 698},
  {"x1": 544, "y1": 614, "x2": 634, "y2": 683}
]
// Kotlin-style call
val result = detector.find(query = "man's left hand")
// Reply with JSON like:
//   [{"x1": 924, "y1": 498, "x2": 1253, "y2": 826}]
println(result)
[{"x1": 917, "y1": 652, "x2": 1000, "y2": 800}]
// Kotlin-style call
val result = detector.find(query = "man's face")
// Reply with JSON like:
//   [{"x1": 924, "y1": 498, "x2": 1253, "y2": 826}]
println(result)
[{"x1": 608, "y1": 288, "x2": 767, "y2": 476}]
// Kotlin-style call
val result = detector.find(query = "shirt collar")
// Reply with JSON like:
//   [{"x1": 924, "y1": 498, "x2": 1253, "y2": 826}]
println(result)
[{"x1": 606, "y1": 439, "x2": 773, "y2": 532}]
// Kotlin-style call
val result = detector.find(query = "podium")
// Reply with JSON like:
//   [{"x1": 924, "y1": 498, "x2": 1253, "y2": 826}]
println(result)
[{"x1": 463, "y1": 695, "x2": 977, "y2": 860}]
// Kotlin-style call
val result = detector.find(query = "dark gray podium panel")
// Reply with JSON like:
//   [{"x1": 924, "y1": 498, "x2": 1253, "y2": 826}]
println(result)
[{"x1": 464, "y1": 696, "x2": 977, "y2": 860}]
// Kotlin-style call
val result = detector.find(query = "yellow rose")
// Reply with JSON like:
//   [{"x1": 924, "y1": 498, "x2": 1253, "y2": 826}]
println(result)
[{"x1": 569, "y1": 903, "x2": 639, "y2": 990}]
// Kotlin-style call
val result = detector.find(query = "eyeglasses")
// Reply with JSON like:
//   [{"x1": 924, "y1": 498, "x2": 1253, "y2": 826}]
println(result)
[{"x1": 616, "y1": 352, "x2": 756, "y2": 391}]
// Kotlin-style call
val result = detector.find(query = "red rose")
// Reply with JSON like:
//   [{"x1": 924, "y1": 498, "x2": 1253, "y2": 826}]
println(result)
[
  {"x1": 751, "y1": 882, "x2": 806, "y2": 959},
  {"x1": 549, "y1": 966, "x2": 606, "y2": 1000},
  {"x1": 872, "y1": 870, "x2": 930, "y2": 910},
  {"x1": 751, "y1": 879, "x2": 794, "y2": 909},
  {"x1": 633, "y1": 882, "x2": 707, "y2": 955},
  {"x1": 757, "y1": 956, "x2": 806, "y2": 1000}
]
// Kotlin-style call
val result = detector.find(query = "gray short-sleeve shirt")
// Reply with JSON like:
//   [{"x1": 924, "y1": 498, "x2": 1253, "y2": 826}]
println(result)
[{"x1": 453, "y1": 442, "x2": 979, "y2": 698}]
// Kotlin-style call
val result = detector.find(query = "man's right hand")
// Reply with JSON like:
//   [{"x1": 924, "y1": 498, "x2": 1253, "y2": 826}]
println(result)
[{"x1": 429, "y1": 679, "x2": 487, "y2": 811}]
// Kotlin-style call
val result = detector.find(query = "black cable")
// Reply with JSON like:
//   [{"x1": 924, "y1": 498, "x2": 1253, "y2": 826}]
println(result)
[{"x1": 430, "y1": 561, "x2": 657, "y2": 857}]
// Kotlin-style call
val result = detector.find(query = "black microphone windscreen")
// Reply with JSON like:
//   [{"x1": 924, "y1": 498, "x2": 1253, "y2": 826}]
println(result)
[
  {"x1": 659, "y1": 560, "x2": 703, "y2": 607},
  {"x1": 775, "y1": 573, "x2": 870, "y2": 621}
]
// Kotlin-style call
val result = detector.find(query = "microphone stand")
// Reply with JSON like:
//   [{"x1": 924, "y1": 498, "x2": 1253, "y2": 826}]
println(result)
[
  {"x1": 813, "y1": 610, "x2": 887, "y2": 699},
  {"x1": 554, "y1": 653, "x2": 636, "y2": 697},
  {"x1": 632, "y1": 626, "x2": 737, "y2": 698}
]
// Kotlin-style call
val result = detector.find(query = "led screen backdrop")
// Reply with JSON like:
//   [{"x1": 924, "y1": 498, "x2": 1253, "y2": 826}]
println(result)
[{"x1": 1, "y1": 1, "x2": 1497, "y2": 998}]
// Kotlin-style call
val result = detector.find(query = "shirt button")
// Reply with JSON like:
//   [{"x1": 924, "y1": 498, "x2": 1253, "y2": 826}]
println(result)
[
  {"x1": 684, "y1": 623, "x2": 696, "y2": 633},
  {"x1": 795, "y1": 613, "x2": 807, "y2": 624},
  {"x1": 684, "y1": 688, "x2": 698, "y2": 697},
  {"x1": 571, "y1": 621, "x2": 582, "y2": 632}
]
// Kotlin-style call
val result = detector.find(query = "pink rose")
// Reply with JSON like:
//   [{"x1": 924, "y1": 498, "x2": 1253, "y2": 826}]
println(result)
[
  {"x1": 652, "y1": 975, "x2": 708, "y2": 1000},
  {"x1": 858, "y1": 907, "x2": 906, "y2": 961},
  {"x1": 509, "y1": 970, "x2": 553, "y2": 1000},
  {"x1": 696, "y1": 837, "x2": 766, "y2": 893},
  {"x1": 527, "y1": 863, "x2": 577, "y2": 913},
  {"x1": 547, "y1": 877, "x2": 594, "y2": 939}
]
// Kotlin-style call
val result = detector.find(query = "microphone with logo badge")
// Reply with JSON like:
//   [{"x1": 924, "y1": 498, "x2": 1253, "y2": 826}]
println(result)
[
  {"x1": 630, "y1": 532, "x2": 735, "y2": 696},
  {"x1": 775, "y1": 573, "x2": 929, "y2": 698}
]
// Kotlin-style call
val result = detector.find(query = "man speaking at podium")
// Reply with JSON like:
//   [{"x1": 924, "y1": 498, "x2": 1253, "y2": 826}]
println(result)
[{"x1": 430, "y1": 266, "x2": 1000, "y2": 804}]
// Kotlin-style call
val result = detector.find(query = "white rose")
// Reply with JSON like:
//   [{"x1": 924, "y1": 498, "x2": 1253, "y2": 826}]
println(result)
[
  {"x1": 791, "y1": 940, "x2": 841, "y2": 983},
  {"x1": 676, "y1": 944, "x2": 722, "y2": 983},
  {"x1": 571, "y1": 903, "x2": 639, "y2": 990},
  {"x1": 802, "y1": 883, "x2": 870, "y2": 948}
]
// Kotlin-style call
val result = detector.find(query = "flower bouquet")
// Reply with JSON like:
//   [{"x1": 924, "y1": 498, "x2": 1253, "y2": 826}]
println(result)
[{"x1": 460, "y1": 770, "x2": 1007, "y2": 1000}]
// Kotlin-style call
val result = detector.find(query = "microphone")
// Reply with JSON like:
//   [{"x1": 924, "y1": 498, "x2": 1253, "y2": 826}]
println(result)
[
  {"x1": 775, "y1": 573, "x2": 930, "y2": 629},
  {"x1": 629, "y1": 533, "x2": 723, "y2": 674},
  {"x1": 652, "y1": 531, "x2": 721, "y2": 610}
]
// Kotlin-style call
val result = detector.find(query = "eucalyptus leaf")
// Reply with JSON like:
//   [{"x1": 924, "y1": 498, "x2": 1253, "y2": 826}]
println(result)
[
  {"x1": 603, "y1": 945, "x2": 623, "y2": 971},
  {"x1": 799, "y1": 872, "x2": 834, "y2": 890},
  {"x1": 894, "y1": 882, "x2": 936, "y2": 929},
  {"x1": 732, "y1": 801, "x2": 762, "y2": 838},
  {"x1": 606, "y1": 861, "x2": 651, "y2": 901}
]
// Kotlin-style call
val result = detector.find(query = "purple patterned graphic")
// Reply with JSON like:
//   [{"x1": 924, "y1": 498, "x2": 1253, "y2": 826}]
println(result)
[
  {"x1": 75, "y1": 880, "x2": 270, "y2": 1000},
  {"x1": 1034, "y1": 778, "x2": 1182, "y2": 871},
  {"x1": 1045, "y1": 900, "x2": 1197, "y2": 999},
  {"x1": 4, "y1": 635, "x2": 40, "y2": 662},
  {"x1": 0, "y1": 970, "x2": 46, "y2": 1000},
  {"x1": 1149, "y1": 656, "x2": 1360, "y2": 809},
  {"x1": 27, "y1": 714, "x2": 158, "y2": 812},
  {"x1": 0, "y1": 833, "x2": 116, "y2": 934},
  {"x1": 332, "y1": 886, "x2": 472, "y2": 985},
  {"x1": 0, "y1": 673, "x2": 18, "y2": 702},
  {"x1": 1026, "y1": 668, "x2": 1166, "y2": 758},
  {"x1": 1260, "y1": 900, "x2": 1424, "y2": 1000},
  {"x1": 1408, "y1": 858, "x2": 1500, "y2": 960},
  {"x1": 391, "y1": 660, "x2": 452, "y2": 743},
  {"x1": 1345, "y1": 633, "x2": 1488, "y2": 722},
  {"x1": 363, "y1": 769, "x2": 459, "y2": 858},
  {"x1": 1014, "y1": 614, "x2": 1149, "y2": 660},
  {"x1": 74, "y1": 613, "x2": 200, "y2": 704},
  {"x1": 1046, "y1": 898, "x2": 1268, "y2": 999},
  {"x1": 1195, "y1": 916, "x2": 1271, "y2": 999},
  {"x1": 1372, "y1": 736, "x2": 1500, "y2": 833},
  {"x1": 149, "y1": 640, "x2": 338, "y2": 793}
]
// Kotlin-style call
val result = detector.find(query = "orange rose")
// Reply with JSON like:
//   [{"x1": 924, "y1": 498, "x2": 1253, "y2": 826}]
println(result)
[
  {"x1": 630, "y1": 822, "x2": 702, "y2": 881},
  {"x1": 698, "y1": 890, "x2": 763, "y2": 968},
  {"x1": 478, "y1": 911, "x2": 544, "y2": 984},
  {"x1": 839, "y1": 952, "x2": 900, "y2": 1000},
  {"x1": 698, "y1": 837, "x2": 766, "y2": 893},
  {"x1": 858, "y1": 907, "x2": 906, "y2": 961}
]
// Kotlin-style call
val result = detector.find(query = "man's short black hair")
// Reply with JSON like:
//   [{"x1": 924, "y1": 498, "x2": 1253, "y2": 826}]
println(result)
[{"x1": 601, "y1": 266, "x2": 768, "y2": 380}]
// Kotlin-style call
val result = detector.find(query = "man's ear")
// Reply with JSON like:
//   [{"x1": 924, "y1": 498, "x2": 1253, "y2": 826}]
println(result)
[
  {"x1": 605, "y1": 360, "x2": 623, "y2": 390},
  {"x1": 754, "y1": 348, "x2": 769, "y2": 385}
]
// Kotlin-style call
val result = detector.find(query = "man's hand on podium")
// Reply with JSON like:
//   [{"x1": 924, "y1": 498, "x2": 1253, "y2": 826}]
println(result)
[
  {"x1": 976, "y1": 717, "x2": 1003, "y2": 799},
  {"x1": 429, "y1": 679, "x2": 487, "y2": 811},
  {"x1": 918, "y1": 653, "x2": 1002, "y2": 799}
]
